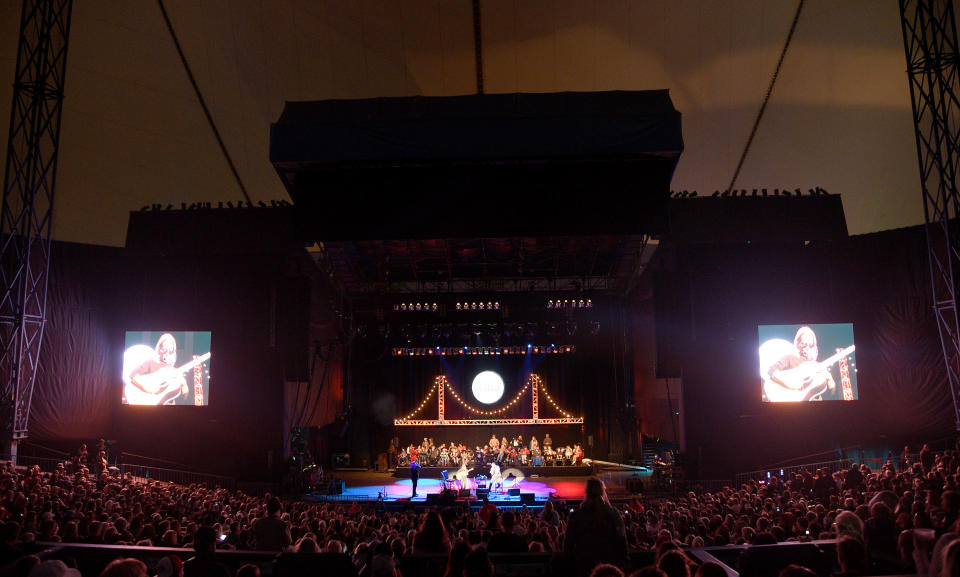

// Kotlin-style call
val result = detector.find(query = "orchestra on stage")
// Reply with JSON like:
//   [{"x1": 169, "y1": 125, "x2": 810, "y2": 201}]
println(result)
[{"x1": 391, "y1": 433, "x2": 585, "y2": 469}]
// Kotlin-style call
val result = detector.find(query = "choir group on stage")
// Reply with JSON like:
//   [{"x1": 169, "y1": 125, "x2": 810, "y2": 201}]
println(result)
[{"x1": 392, "y1": 433, "x2": 585, "y2": 469}]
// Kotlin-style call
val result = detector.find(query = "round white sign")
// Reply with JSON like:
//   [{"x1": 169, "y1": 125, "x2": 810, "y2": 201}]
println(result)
[{"x1": 472, "y1": 371, "x2": 505, "y2": 404}]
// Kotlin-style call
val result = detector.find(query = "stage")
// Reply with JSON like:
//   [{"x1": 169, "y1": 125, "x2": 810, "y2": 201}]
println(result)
[
  {"x1": 392, "y1": 464, "x2": 592, "y2": 479},
  {"x1": 306, "y1": 469, "x2": 651, "y2": 508}
]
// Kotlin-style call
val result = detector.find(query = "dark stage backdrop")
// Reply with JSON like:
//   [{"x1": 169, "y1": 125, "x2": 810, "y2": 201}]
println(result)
[
  {"x1": 350, "y1": 303, "x2": 631, "y2": 467},
  {"x1": 671, "y1": 224, "x2": 952, "y2": 477},
  {"x1": 27, "y1": 241, "x2": 291, "y2": 481}
]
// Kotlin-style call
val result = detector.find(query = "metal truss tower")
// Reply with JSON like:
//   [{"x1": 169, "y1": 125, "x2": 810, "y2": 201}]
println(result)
[
  {"x1": 0, "y1": 0, "x2": 73, "y2": 457},
  {"x1": 901, "y1": 0, "x2": 960, "y2": 429}
]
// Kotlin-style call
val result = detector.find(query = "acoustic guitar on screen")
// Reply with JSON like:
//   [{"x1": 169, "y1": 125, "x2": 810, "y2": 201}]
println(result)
[
  {"x1": 763, "y1": 345, "x2": 855, "y2": 402},
  {"x1": 123, "y1": 353, "x2": 211, "y2": 406}
]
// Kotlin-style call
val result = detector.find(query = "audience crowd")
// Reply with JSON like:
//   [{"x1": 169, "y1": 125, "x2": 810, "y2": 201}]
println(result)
[{"x1": 0, "y1": 442, "x2": 958, "y2": 577}]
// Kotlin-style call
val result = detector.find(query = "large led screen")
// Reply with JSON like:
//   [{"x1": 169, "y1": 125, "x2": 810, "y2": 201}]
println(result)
[
  {"x1": 758, "y1": 323, "x2": 857, "y2": 402},
  {"x1": 122, "y1": 331, "x2": 212, "y2": 406}
]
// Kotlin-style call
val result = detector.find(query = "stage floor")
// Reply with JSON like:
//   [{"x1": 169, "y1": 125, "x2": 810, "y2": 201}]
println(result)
[
  {"x1": 309, "y1": 471, "x2": 604, "y2": 505},
  {"x1": 309, "y1": 470, "x2": 648, "y2": 505}
]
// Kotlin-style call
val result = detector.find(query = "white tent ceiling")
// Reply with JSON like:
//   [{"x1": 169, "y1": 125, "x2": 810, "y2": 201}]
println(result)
[{"x1": 0, "y1": 0, "x2": 922, "y2": 247}]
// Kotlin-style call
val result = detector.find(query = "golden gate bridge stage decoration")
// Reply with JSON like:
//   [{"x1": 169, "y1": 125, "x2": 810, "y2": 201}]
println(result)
[{"x1": 394, "y1": 374, "x2": 583, "y2": 426}]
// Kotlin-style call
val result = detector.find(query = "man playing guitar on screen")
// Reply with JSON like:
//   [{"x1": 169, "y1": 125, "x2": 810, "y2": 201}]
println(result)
[
  {"x1": 123, "y1": 333, "x2": 210, "y2": 405},
  {"x1": 764, "y1": 326, "x2": 850, "y2": 402}
]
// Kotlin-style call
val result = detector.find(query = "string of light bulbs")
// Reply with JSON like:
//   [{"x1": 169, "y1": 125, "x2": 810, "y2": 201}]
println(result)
[
  {"x1": 397, "y1": 376, "x2": 443, "y2": 421},
  {"x1": 445, "y1": 381, "x2": 529, "y2": 416},
  {"x1": 536, "y1": 378, "x2": 574, "y2": 418}
]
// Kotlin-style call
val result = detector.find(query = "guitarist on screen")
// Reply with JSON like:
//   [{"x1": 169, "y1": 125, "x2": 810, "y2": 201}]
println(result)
[
  {"x1": 123, "y1": 333, "x2": 190, "y2": 405},
  {"x1": 765, "y1": 326, "x2": 837, "y2": 401}
]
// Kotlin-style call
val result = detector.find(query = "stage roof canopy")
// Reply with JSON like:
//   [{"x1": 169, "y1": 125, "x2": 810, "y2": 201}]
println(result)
[{"x1": 271, "y1": 90, "x2": 683, "y2": 242}]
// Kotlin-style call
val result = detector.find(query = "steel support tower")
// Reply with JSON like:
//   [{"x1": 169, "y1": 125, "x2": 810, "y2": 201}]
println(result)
[
  {"x1": 901, "y1": 0, "x2": 960, "y2": 429},
  {"x1": 0, "y1": 0, "x2": 73, "y2": 460}
]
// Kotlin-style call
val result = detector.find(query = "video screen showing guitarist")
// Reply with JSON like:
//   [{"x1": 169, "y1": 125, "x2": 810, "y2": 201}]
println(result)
[
  {"x1": 759, "y1": 323, "x2": 856, "y2": 402},
  {"x1": 122, "y1": 331, "x2": 212, "y2": 405}
]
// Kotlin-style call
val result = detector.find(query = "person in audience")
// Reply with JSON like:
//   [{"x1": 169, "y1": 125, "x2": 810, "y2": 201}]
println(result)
[
  {"x1": 463, "y1": 548, "x2": 495, "y2": 577},
  {"x1": 589, "y1": 564, "x2": 625, "y2": 577},
  {"x1": 182, "y1": 526, "x2": 230, "y2": 577},
  {"x1": 443, "y1": 539, "x2": 472, "y2": 577},
  {"x1": 234, "y1": 565, "x2": 259, "y2": 577},
  {"x1": 250, "y1": 497, "x2": 290, "y2": 551},
  {"x1": 154, "y1": 555, "x2": 183, "y2": 577},
  {"x1": 412, "y1": 510, "x2": 451, "y2": 554},
  {"x1": 564, "y1": 477, "x2": 628, "y2": 577},
  {"x1": 99, "y1": 558, "x2": 146, "y2": 577},
  {"x1": 487, "y1": 511, "x2": 527, "y2": 552}
]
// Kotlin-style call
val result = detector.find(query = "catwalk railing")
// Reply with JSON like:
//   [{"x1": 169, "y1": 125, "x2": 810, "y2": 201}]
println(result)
[
  {"x1": 734, "y1": 458, "x2": 853, "y2": 488},
  {"x1": 17, "y1": 539, "x2": 844, "y2": 577}
]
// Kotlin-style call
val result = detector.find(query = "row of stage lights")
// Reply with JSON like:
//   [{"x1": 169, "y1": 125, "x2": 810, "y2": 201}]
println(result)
[
  {"x1": 456, "y1": 301, "x2": 500, "y2": 311},
  {"x1": 547, "y1": 299, "x2": 592, "y2": 309},
  {"x1": 391, "y1": 345, "x2": 576, "y2": 356},
  {"x1": 394, "y1": 302, "x2": 439, "y2": 312},
  {"x1": 394, "y1": 300, "x2": 594, "y2": 312}
]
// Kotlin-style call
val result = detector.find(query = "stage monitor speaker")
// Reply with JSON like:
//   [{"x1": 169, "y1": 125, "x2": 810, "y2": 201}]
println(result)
[
  {"x1": 508, "y1": 488, "x2": 520, "y2": 496},
  {"x1": 521, "y1": 493, "x2": 536, "y2": 504},
  {"x1": 476, "y1": 488, "x2": 489, "y2": 499},
  {"x1": 426, "y1": 494, "x2": 440, "y2": 504},
  {"x1": 459, "y1": 489, "x2": 471, "y2": 497}
]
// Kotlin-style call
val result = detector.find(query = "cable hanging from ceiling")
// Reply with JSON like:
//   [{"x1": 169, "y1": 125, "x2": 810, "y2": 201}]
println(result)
[{"x1": 727, "y1": 0, "x2": 806, "y2": 193}]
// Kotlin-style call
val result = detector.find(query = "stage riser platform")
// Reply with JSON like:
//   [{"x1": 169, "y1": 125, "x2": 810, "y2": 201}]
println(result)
[{"x1": 393, "y1": 465, "x2": 591, "y2": 478}]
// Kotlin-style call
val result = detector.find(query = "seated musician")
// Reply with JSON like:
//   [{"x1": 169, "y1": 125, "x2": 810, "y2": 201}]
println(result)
[
  {"x1": 764, "y1": 325, "x2": 837, "y2": 401},
  {"x1": 454, "y1": 461, "x2": 472, "y2": 490},
  {"x1": 532, "y1": 446, "x2": 543, "y2": 466},
  {"x1": 122, "y1": 333, "x2": 187, "y2": 405}
]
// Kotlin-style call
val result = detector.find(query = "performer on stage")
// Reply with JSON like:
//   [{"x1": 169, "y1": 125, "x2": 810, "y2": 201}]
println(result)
[
  {"x1": 454, "y1": 461, "x2": 472, "y2": 490},
  {"x1": 489, "y1": 461, "x2": 503, "y2": 492},
  {"x1": 410, "y1": 460, "x2": 422, "y2": 497}
]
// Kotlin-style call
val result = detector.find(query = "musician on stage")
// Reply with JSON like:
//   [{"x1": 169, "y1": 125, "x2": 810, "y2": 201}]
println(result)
[
  {"x1": 454, "y1": 461, "x2": 472, "y2": 490},
  {"x1": 765, "y1": 326, "x2": 837, "y2": 401},
  {"x1": 410, "y1": 459, "x2": 422, "y2": 497}
]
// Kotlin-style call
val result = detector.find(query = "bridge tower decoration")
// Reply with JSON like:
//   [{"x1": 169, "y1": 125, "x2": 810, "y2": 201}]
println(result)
[{"x1": 394, "y1": 374, "x2": 583, "y2": 426}]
